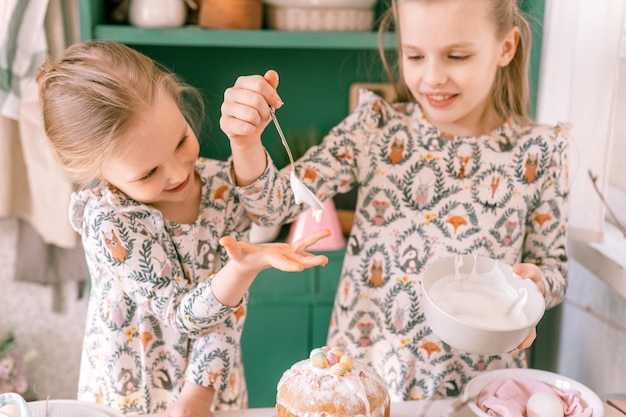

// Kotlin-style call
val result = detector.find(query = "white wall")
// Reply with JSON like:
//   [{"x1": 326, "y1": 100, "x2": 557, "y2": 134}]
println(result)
[
  {"x1": 557, "y1": 258, "x2": 626, "y2": 397},
  {"x1": 610, "y1": 58, "x2": 626, "y2": 191}
]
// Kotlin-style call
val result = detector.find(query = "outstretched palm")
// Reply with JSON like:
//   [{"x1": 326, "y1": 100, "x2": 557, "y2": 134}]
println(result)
[{"x1": 219, "y1": 229, "x2": 331, "y2": 274}]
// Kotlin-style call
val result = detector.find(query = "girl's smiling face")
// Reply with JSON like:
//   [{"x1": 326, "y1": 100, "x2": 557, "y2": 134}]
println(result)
[
  {"x1": 398, "y1": 0, "x2": 519, "y2": 137},
  {"x1": 100, "y1": 91, "x2": 200, "y2": 211}
]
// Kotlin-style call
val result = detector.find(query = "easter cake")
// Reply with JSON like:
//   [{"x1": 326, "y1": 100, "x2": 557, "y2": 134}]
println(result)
[{"x1": 276, "y1": 346, "x2": 390, "y2": 417}]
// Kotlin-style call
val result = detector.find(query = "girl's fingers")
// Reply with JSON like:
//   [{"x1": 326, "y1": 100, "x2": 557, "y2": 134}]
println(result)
[
  {"x1": 233, "y1": 73, "x2": 282, "y2": 109},
  {"x1": 297, "y1": 254, "x2": 328, "y2": 267},
  {"x1": 264, "y1": 70, "x2": 279, "y2": 88},
  {"x1": 233, "y1": 74, "x2": 266, "y2": 89},
  {"x1": 269, "y1": 253, "x2": 327, "y2": 272},
  {"x1": 221, "y1": 99, "x2": 260, "y2": 122},
  {"x1": 282, "y1": 251, "x2": 328, "y2": 266},
  {"x1": 269, "y1": 256, "x2": 305, "y2": 272},
  {"x1": 220, "y1": 115, "x2": 258, "y2": 138},
  {"x1": 219, "y1": 236, "x2": 237, "y2": 247},
  {"x1": 222, "y1": 91, "x2": 267, "y2": 123},
  {"x1": 512, "y1": 263, "x2": 546, "y2": 296},
  {"x1": 263, "y1": 70, "x2": 283, "y2": 108},
  {"x1": 292, "y1": 229, "x2": 332, "y2": 251},
  {"x1": 516, "y1": 328, "x2": 537, "y2": 350},
  {"x1": 513, "y1": 263, "x2": 541, "y2": 280},
  {"x1": 219, "y1": 236, "x2": 253, "y2": 257}
]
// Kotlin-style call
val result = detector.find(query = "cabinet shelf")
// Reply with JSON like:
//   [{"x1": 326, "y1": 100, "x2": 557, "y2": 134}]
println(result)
[{"x1": 92, "y1": 25, "x2": 397, "y2": 49}]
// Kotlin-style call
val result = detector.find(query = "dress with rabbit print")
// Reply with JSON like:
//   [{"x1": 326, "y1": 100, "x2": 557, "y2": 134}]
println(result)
[
  {"x1": 70, "y1": 158, "x2": 250, "y2": 415},
  {"x1": 234, "y1": 90, "x2": 569, "y2": 401}
]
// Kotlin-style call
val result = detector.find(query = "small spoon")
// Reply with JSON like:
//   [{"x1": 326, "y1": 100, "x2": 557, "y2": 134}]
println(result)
[{"x1": 269, "y1": 107, "x2": 324, "y2": 222}]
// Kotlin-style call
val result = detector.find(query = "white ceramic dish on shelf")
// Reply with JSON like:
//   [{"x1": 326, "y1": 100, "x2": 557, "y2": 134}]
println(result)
[
  {"x1": 263, "y1": 0, "x2": 377, "y2": 31},
  {"x1": 264, "y1": 0, "x2": 376, "y2": 8}
]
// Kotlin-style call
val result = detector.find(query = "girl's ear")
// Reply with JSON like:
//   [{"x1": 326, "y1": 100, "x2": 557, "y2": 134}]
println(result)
[{"x1": 498, "y1": 26, "x2": 520, "y2": 67}]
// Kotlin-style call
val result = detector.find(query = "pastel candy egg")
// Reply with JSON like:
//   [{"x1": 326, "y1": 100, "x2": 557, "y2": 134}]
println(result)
[
  {"x1": 331, "y1": 363, "x2": 349, "y2": 376},
  {"x1": 326, "y1": 351, "x2": 339, "y2": 365},
  {"x1": 329, "y1": 347, "x2": 344, "y2": 358},
  {"x1": 321, "y1": 346, "x2": 330, "y2": 352},
  {"x1": 339, "y1": 355, "x2": 353, "y2": 371},
  {"x1": 309, "y1": 348, "x2": 325, "y2": 360},
  {"x1": 311, "y1": 356, "x2": 329, "y2": 369}
]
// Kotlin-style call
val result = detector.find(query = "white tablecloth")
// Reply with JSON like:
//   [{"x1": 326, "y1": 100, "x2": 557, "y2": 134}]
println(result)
[
  {"x1": 3, "y1": 395, "x2": 616, "y2": 417},
  {"x1": 140, "y1": 400, "x2": 622, "y2": 417}
]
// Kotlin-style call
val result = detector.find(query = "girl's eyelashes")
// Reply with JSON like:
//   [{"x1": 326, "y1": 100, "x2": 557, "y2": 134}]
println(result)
[
  {"x1": 404, "y1": 54, "x2": 468, "y2": 61},
  {"x1": 176, "y1": 135, "x2": 188, "y2": 149},
  {"x1": 139, "y1": 168, "x2": 157, "y2": 181}
]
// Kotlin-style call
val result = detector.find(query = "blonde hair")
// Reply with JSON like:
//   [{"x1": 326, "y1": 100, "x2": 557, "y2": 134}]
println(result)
[
  {"x1": 378, "y1": 0, "x2": 532, "y2": 124},
  {"x1": 36, "y1": 40, "x2": 205, "y2": 189}
]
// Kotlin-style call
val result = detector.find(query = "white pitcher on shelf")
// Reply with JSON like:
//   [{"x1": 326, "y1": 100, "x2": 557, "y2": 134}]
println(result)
[{"x1": 129, "y1": 0, "x2": 195, "y2": 28}]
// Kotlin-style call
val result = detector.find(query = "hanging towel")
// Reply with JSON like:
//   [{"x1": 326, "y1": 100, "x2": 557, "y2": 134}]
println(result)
[
  {"x1": 15, "y1": 219, "x2": 87, "y2": 313},
  {"x1": 0, "y1": 0, "x2": 79, "y2": 248},
  {"x1": 0, "y1": 0, "x2": 50, "y2": 119}
]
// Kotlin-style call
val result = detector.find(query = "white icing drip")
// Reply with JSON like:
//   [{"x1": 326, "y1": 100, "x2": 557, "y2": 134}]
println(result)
[
  {"x1": 471, "y1": 254, "x2": 478, "y2": 276},
  {"x1": 454, "y1": 255, "x2": 464, "y2": 276},
  {"x1": 341, "y1": 368, "x2": 370, "y2": 417}
]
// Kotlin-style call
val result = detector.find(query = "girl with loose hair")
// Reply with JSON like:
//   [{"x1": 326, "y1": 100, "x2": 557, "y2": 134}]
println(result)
[
  {"x1": 37, "y1": 40, "x2": 330, "y2": 416},
  {"x1": 378, "y1": 0, "x2": 533, "y2": 125},
  {"x1": 221, "y1": 0, "x2": 569, "y2": 402}
]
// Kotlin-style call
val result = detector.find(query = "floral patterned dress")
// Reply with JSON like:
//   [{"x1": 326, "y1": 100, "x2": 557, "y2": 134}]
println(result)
[
  {"x1": 71, "y1": 158, "x2": 250, "y2": 415},
  {"x1": 235, "y1": 90, "x2": 570, "y2": 401}
]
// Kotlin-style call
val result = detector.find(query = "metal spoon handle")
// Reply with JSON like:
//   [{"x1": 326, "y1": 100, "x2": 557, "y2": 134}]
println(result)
[{"x1": 269, "y1": 107, "x2": 296, "y2": 167}]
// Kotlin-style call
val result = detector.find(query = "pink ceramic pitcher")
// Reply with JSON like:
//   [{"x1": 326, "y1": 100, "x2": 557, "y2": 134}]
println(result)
[{"x1": 286, "y1": 198, "x2": 346, "y2": 251}]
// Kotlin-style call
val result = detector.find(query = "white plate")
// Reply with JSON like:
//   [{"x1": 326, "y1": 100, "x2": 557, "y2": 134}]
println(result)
[
  {"x1": 463, "y1": 368, "x2": 604, "y2": 417},
  {"x1": 28, "y1": 400, "x2": 124, "y2": 417}
]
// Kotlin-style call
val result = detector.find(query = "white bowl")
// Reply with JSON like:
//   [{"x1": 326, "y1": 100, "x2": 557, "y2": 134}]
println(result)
[
  {"x1": 464, "y1": 368, "x2": 604, "y2": 417},
  {"x1": 421, "y1": 255, "x2": 545, "y2": 355}
]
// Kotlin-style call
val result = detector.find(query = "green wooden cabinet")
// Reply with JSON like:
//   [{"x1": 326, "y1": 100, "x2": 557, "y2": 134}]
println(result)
[{"x1": 241, "y1": 248, "x2": 344, "y2": 407}]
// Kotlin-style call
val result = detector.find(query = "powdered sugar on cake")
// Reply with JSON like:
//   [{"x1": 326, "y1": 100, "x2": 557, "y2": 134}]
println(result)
[{"x1": 276, "y1": 346, "x2": 390, "y2": 417}]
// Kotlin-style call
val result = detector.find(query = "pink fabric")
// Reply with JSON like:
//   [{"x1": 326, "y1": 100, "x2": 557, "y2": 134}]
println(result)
[{"x1": 476, "y1": 377, "x2": 593, "y2": 417}]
